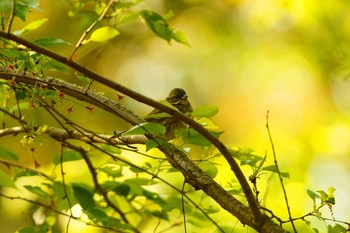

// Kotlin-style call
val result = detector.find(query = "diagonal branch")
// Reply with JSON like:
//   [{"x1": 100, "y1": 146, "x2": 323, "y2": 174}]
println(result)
[
  {"x1": 0, "y1": 80, "x2": 288, "y2": 232},
  {"x1": 0, "y1": 31, "x2": 262, "y2": 224}
]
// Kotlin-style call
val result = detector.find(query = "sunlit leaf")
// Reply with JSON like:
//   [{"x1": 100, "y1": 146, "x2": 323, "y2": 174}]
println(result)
[
  {"x1": 33, "y1": 37, "x2": 70, "y2": 47},
  {"x1": 125, "y1": 178, "x2": 152, "y2": 185},
  {"x1": 171, "y1": 30, "x2": 190, "y2": 46},
  {"x1": 0, "y1": 169, "x2": 16, "y2": 188},
  {"x1": 18, "y1": 225, "x2": 50, "y2": 233},
  {"x1": 83, "y1": 26, "x2": 120, "y2": 44},
  {"x1": 14, "y1": 170, "x2": 40, "y2": 180},
  {"x1": 327, "y1": 187, "x2": 336, "y2": 205},
  {"x1": 145, "y1": 209, "x2": 169, "y2": 220},
  {"x1": 143, "y1": 189, "x2": 165, "y2": 206},
  {"x1": 85, "y1": 207, "x2": 108, "y2": 222},
  {"x1": 85, "y1": 207, "x2": 133, "y2": 229},
  {"x1": 196, "y1": 117, "x2": 219, "y2": 130},
  {"x1": 0, "y1": 147, "x2": 18, "y2": 160},
  {"x1": 99, "y1": 144, "x2": 121, "y2": 154},
  {"x1": 24, "y1": 185, "x2": 51, "y2": 197},
  {"x1": 122, "y1": 122, "x2": 166, "y2": 136},
  {"x1": 178, "y1": 128, "x2": 223, "y2": 146},
  {"x1": 306, "y1": 189, "x2": 320, "y2": 201},
  {"x1": 72, "y1": 183, "x2": 95, "y2": 210},
  {"x1": 228, "y1": 188, "x2": 243, "y2": 196},
  {"x1": 100, "y1": 165, "x2": 123, "y2": 178},
  {"x1": 0, "y1": 48, "x2": 25, "y2": 58},
  {"x1": 41, "y1": 59, "x2": 68, "y2": 72},
  {"x1": 14, "y1": 18, "x2": 48, "y2": 35},
  {"x1": 197, "y1": 162, "x2": 218, "y2": 179},
  {"x1": 0, "y1": 0, "x2": 12, "y2": 13},
  {"x1": 145, "y1": 138, "x2": 170, "y2": 151},
  {"x1": 163, "y1": 196, "x2": 192, "y2": 212},
  {"x1": 192, "y1": 106, "x2": 219, "y2": 118},
  {"x1": 328, "y1": 186, "x2": 335, "y2": 198},
  {"x1": 327, "y1": 224, "x2": 347, "y2": 233},
  {"x1": 262, "y1": 165, "x2": 290, "y2": 179},
  {"x1": 53, "y1": 150, "x2": 82, "y2": 165},
  {"x1": 52, "y1": 182, "x2": 76, "y2": 211},
  {"x1": 316, "y1": 190, "x2": 328, "y2": 201},
  {"x1": 118, "y1": 12, "x2": 139, "y2": 25}
]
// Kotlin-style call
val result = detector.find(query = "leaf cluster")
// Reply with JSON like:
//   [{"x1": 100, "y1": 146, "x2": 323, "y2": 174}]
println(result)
[{"x1": 0, "y1": 1, "x2": 349, "y2": 233}]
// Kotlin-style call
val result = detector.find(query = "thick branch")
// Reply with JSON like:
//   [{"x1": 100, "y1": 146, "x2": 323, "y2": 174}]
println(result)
[
  {"x1": 0, "y1": 31, "x2": 261, "y2": 223},
  {"x1": 0, "y1": 125, "x2": 148, "y2": 145},
  {"x1": 0, "y1": 67, "x2": 142, "y2": 125}
]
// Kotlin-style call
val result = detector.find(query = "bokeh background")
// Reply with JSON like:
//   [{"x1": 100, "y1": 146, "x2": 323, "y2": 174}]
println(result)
[{"x1": 1, "y1": 0, "x2": 350, "y2": 232}]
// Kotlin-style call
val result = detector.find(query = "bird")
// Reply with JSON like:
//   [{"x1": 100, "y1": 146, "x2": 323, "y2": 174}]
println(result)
[{"x1": 146, "y1": 88, "x2": 193, "y2": 139}]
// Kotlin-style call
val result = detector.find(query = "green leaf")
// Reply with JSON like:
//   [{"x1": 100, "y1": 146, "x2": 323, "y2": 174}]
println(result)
[
  {"x1": 163, "y1": 196, "x2": 192, "y2": 212},
  {"x1": 0, "y1": 147, "x2": 18, "y2": 160},
  {"x1": 143, "y1": 189, "x2": 165, "y2": 206},
  {"x1": 122, "y1": 122, "x2": 166, "y2": 136},
  {"x1": 53, "y1": 150, "x2": 82, "y2": 165},
  {"x1": 118, "y1": 12, "x2": 140, "y2": 25},
  {"x1": 178, "y1": 128, "x2": 223, "y2": 146},
  {"x1": 306, "y1": 189, "x2": 320, "y2": 201},
  {"x1": 125, "y1": 178, "x2": 152, "y2": 185},
  {"x1": 317, "y1": 190, "x2": 328, "y2": 200},
  {"x1": 83, "y1": 26, "x2": 120, "y2": 44},
  {"x1": 145, "y1": 209, "x2": 169, "y2": 220},
  {"x1": 33, "y1": 37, "x2": 70, "y2": 46},
  {"x1": 52, "y1": 182, "x2": 77, "y2": 211},
  {"x1": 228, "y1": 188, "x2": 243, "y2": 195},
  {"x1": 327, "y1": 223, "x2": 347, "y2": 233},
  {"x1": 139, "y1": 10, "x2": 189, "y2": 46},
  {"x1": 0, "y1": 1, "x2": 12, "y2": 14},
  {"x1": 41, "y1": 59, "x2": 68, "y2": 72},
  {"x1": 197, "y1": 162, "x2": 218, "y2": 179},
  {"x1": 85, "y1": 207, "x2": 108, "y2": 222},
  {"x1": 84, "y1": 207, "x2": 133, "y2": 229},
  {"x1": 15, "y1": 89, "x2": 27, "y2": 100},
  {"x1": 112, "y1": 184, "x2": 130, "y2": 197},
  {"x1": 14, "y1": 18, "x2": 48, "y2": 35},
  {"x1": 0, "y1": 169, "x2": 16, "y2": 188},
  {"x1": 145, "y1": 138, "x2": 170, "y2": 151},
  {"x1": 262, "y1": 165, "x2": 290, "y2": 179},
  {"x1": 171, "y1": 30, "x2": 190, "y2": 47},
  {"x1": 24, "y1": 185, "x2": 51, "y2": 197},
  {"x1": 99, "y1": 144, "x2": 121, "y2": 154},
  {"x1": 0, "y1": 48, "x2": 26, "y2": 58},
  {"x1": 14, "y1": 170, "x2": 40, "y2": 180},
  {"x1": 72, "y1": 183, "x2": 95, "y2": 210},
  {"x1": 18, "y1": 224, "x2": 49, "y2": 233},
  {"x1": 139, "y1": 10, "x2": 172, "y2": 42},
  {"x1": 192, "y1": 106, "x2": 219, "y2": 118},
  {"x1": 100, "y1": 165, "x2": 123, "y2": 178},
  {"x1": 10, "y1": 0, "x2": 40, "y2": 22}
]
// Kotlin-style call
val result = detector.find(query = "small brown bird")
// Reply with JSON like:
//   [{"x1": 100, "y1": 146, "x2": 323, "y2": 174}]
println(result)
[{"x1": 147, "y1": 88, "x2": 193, "y2": 139}]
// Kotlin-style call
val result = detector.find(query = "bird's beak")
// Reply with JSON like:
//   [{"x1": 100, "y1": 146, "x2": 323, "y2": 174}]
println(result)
[{"x1": 182, "y1": 95, "x2": 188, "y2": 100}]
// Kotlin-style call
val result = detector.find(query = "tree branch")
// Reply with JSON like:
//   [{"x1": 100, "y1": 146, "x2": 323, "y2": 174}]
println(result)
[{"x1": 0, "y1": 31, "x2": 262, "y2": 224}]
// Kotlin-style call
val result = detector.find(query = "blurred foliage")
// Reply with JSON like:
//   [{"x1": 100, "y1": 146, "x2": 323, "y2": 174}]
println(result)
[{"x1": 0, "y1": 0, "x2": 350, "y2": 233}]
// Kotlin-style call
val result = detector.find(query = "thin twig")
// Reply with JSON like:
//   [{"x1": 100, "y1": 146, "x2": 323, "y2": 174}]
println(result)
[
  {"x1": 181, "y1": 181, "x2": 187, "y2": 233},
  {"x1": 266, "y1": 110, "x2": 297, "y2": 232},
  {"x1": 69, "y1": 0, "x2": 118, "y2": 59},
  {"x1": 0, "y1": 31, "x2": 262, "y2": 224},
  {"x1": 6, "y1": 0, "x2": 16, "y2": 34},
  {"x1": 0, "y1": 193, "x2": 127, "y2": 233},
  {"x1": 59, "y1": 145, "x2": 73, "y2": 233},
  {"x1": 63, "y1": 141, "x2": 139, "y2": 232}
]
